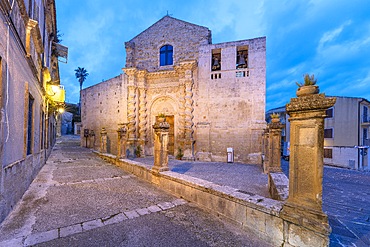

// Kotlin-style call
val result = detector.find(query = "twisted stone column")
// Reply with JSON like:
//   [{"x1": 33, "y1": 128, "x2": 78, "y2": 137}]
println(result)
[
  {"x1": 178, "y1": 82, "x2": 186, "y2": 140},
  {"x1": 127, "y1": 86, "x2": 137, "y2": 140},
  {"x1": 138, "y1": 88, "x2": 147, "y2": 143},
  {"x1": 184, "y1": 79, "x2": 194, "y2": 140}
]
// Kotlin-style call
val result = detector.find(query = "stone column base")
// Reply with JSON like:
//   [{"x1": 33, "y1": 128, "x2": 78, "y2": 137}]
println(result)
[
  {"x1": 152, "y1": 166, "x2": 169, "y2": 173},
  {"x1": 281, "y1": 202, "x2": 331, "y2": 235}
]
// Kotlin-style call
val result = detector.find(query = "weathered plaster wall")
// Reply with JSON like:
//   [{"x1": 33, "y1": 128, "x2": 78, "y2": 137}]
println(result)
[{"x1": 0, "y1": 1, "x2": 57, "y2": 223}]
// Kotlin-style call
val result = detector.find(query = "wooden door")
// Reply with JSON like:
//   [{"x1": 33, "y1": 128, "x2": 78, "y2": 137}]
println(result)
[{"x1": 167, "y1": 116, "x2": 175, "y2": 155}]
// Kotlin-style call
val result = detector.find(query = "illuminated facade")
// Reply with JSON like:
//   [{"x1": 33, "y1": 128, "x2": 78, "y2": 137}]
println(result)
[{"x1": 81, "y1": 16, "x2": 266, "y2": 163}]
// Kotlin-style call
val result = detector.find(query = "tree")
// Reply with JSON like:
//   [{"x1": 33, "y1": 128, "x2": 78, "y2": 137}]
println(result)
[{"x1": 74, "y1": 67, "x2": 89, "y2": 115}]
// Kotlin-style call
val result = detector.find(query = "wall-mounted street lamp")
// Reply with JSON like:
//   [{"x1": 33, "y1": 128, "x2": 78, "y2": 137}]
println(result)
[{"x1": 46, "y1": 83, "x2": 65, "y2": 103}]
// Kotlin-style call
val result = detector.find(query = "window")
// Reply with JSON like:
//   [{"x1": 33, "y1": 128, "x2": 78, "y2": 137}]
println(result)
[
  {"x1": 324, "y1": 148, "x2": 333, "y2": 158},
  {"x1": 236, "y1": 46, "x2": 248, "y2": 69},
  {"x1": 211, "y1": 49, "x2": 221, "y2": 71},
  {"x1": 324, "y1": 128, "x2": 333, "y2": 138},
  {"x1": 27, "y1": 94, "x2": 34, "y2": 155},
  {"x1": 160, "y1": 45, "x2": 173, "y2": 66},
  {"x1": 364, "y1": 106, "x2": 368, "y2": 123},
  {"x1": 363, "y1": 128, "x2": 368, "y2": 145},
  {"x1": 326, "y1": 108, "x2": 333, "y2": 118}
]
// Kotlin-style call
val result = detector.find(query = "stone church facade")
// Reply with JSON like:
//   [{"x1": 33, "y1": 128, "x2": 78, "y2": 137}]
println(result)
[{"x1": 81, "y1": 16, "x2": 266, "y2": 164}]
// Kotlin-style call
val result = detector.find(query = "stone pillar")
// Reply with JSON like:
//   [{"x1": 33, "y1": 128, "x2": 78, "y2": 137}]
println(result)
[
  {"x1": 88, "y1": 130, "x2": 95, "y2": 148},
  {"x1": 262, "y1": 129, "x2": 269, "y2": 173},
  {"x1": 100, "y1": 127, "x2": 108, "y2": 153},
  {"x1": 281, "y1": 91, "x2": 336, "y2": 246},
  {"x1": 117, "y1": 124, "x2": 127, "y2": 159},
  {"x1": 268, "y1": 119, "x2": 283, "y2": 173},
  {"x1": 152, "y1": 120, "x2": 170, "y2": 173}
]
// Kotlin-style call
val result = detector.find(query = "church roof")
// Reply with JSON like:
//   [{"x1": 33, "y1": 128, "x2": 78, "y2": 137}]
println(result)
[{"x1": 128, "y1": 15, "x2": 211, "y2": 42}]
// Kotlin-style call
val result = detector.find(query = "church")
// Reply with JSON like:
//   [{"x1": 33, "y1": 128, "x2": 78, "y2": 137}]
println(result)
[{"x1": 81, "y1": 16, "x2": 266, "y2": 164}]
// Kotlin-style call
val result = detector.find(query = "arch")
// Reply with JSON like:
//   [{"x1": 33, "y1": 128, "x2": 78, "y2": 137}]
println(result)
[
  {"x1": 149, "y1": 96, "x2": 180, "y2": 155},
  {"x1": 159, "y1": 44, "x2": 173, "y2": 66}
]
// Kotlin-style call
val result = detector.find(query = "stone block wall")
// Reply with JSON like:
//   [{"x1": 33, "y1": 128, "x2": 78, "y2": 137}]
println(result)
[
  {"x1": 126, "y1": 16, "x2": 211, "y2": 71},
  {"x1": 195, "y1": 37, "x2": 266, "y2": 163},
  {"x1": 81, "y1": 74, "x2": 126, "y2": 154}
]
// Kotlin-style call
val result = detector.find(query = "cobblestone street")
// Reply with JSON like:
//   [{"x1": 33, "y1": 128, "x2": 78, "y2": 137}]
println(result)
[{"x1": 0, "y1": 136, "x2": 271, "y2": 247}]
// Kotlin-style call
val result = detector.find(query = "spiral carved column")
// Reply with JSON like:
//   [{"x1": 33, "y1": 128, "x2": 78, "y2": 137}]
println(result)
[
  {"x1": 127, "y1": 86, "x2": 137, "y2": 140},
  {"x1": 178, "y1": 81, "x2": 186, "y2": 141},
  {"x1": 183, "y1": 79, "x2": 194, "y2": 159},
  {"x1": 138, "y1": 88, "x2": 147, "y2": 155}
]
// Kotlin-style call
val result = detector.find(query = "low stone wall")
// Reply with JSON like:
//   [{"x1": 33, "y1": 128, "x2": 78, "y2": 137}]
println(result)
[
  {"x1": 268, "y1": 172, "x2": 289, "y2": 201},
  {"x1": 98, "y1": 152, "x2": 328, "y2": 246},
  {"x1": 0, "y1": 150, "x2": 48, "y2": 223}
]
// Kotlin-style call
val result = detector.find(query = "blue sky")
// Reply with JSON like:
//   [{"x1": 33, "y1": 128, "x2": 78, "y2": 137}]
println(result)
[{"x1": 56, "y1": 0, "x2": 370, "y2": 111}]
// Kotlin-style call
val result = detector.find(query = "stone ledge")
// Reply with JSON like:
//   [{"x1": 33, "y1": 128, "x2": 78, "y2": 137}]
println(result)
[
  {"x1": 97, "y1": 152, "x2": 328, "y2": 247},
  {"x1": 268, "y1": 172, "x2": 289, "y2": 201}
]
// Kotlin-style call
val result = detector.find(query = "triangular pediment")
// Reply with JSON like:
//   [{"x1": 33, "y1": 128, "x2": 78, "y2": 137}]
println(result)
[{"x1": 129, "y1": 15, "x2": 211, "y2": 43}]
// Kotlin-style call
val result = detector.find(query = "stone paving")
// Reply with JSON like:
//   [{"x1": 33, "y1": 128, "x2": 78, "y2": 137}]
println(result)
[
  {"x1": 0, "y1": 136, "x2": 272, "y2": 247},
  {"x1": 281, "y1": 161, "x2": 370, "y2": 247},
  {"x1": 135, "y1": 157, "x2": 370, "y2": 246},
  {"x1": 1, "y1": 135, "x2": 369, "y2": 246}
]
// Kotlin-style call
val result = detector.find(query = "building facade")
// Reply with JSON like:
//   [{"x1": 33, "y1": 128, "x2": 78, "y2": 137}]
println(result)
[
  {"x1": 81, "y1": 16, "x2": 266, "y2": 163},
  {"x1": 266, "y1": 96, "x2": 370, "y2": 170},
  {"x1": 0, "y1": 0, "x2": 66, "y2": 223}
]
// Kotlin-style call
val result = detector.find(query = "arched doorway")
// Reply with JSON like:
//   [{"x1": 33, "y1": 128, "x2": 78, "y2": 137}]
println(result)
[{"x1": 150, "y1": 96, "x2": 178, "y2": 156}]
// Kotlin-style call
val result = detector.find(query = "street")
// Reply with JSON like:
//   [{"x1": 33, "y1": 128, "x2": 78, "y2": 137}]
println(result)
[{"x1": 0, "y1": 136, "x2": 272, "y2": 247}]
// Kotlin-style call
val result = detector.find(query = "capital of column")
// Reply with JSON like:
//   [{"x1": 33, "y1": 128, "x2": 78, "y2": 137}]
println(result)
[
  {"x1": 153, "y1": 121, "x2": 170, "y2": 132},
  {"x1": 174, "y1": 60, "x2": 197, "y2": 78},
  {"x1": 286, "y1": 93, "x2": 336, "y2": 115},
  {"x1": 100, "y1": 127, "x2": 107, "y2": 136}
]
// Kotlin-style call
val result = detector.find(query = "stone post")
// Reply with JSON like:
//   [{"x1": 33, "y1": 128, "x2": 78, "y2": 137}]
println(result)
[
  {"x1": 88, "y1": 130, "x2": 95, "y2": 148},
  {"x1": 281, "y1": 90, "x2": 336, "y2": 246},
  {"x1": 117, "y1": 124, "x2": 127, "y2": 159},
  {"x1": 152, "y1": 120, "x2": 170, "y2": 173},
  {"x1": 100, "y1": 127, "x2": 108, "y2": 153},
  {"x1": 268, "y1": 118, "x2": 283, "y2": 173},
  {"x1": 262, "y1": 129, "x2": 269, "y2": 173}
]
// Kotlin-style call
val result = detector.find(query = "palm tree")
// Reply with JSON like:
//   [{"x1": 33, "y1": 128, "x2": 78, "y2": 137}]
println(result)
[{"x1": 74, "y1": 67, "x2": 89, "y2": 114}]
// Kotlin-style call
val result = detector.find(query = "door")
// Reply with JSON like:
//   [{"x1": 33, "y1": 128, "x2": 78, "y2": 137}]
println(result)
[{"x1": 167, "y1": 116, "x2": 175, "y2": 155}]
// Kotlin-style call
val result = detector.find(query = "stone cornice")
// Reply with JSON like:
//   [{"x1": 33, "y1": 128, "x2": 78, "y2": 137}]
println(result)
[
  {"x1": 174, "y1": 60, "x2": 197, "y2": 78},
  {"x1": 28, "y1": 19, "x2": 44, "y2": 53},
  {"x1": 286, "y1": 94, "x2": 336, "y2": 113},
  {"x1": 122, "y1": 67, "x2": 137, "y2": 77},
  {"x1": 147, "y1": 70, "x2": 177, "y2": 79}
]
